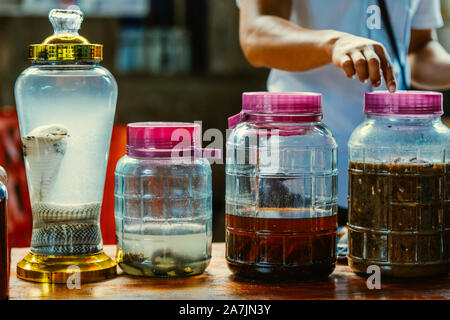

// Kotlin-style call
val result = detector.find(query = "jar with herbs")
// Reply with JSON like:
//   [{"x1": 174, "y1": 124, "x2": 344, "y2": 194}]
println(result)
[{"x1": 348, "y1": 91, "x2": 450, "y2": 278}]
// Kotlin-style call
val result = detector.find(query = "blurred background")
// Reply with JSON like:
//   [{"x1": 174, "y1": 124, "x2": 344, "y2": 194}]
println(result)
[{"x1": 0, "y1": 0, "x2": 449, "y2": 248}]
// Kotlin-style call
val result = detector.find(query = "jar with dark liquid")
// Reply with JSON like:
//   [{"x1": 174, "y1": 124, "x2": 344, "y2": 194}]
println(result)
[
  {"x1": 348, "y1": 91, "x2": 450, "y2": 278},
  {"x1": 226, "y1": 92, "x2": 338, "y2": 281},
  {"x1": 0, "y1": 167, "x2": 8, "y2": 300}
]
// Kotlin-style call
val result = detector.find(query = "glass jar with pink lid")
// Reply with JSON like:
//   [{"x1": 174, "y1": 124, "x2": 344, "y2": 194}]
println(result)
[
  {"x1": 348, "y1": 91, "x2": 450, "y2": 278},
  {"x1": 226, "y1": 92, "x2": 338, "y2": 281},
  {"x1": 115, "y1": 122, "x2": 219, "y2": 278}
]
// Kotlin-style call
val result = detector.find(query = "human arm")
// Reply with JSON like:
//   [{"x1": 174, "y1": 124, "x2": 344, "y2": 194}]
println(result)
[
  {"x1": 239, "y1": 0, "x2": 397, "y2": 90},
  {"x1": 408, "y1": 29, "x2": 450, "y2": 90}
]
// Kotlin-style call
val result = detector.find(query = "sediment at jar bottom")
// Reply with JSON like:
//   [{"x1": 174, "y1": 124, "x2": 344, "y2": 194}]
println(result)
[
  {"x1": 31, "y1": 201, "x2": 103, "y2": 256},
  {"x1": 227, "y1": 260, "x2": 335, "y2": 282},
  {"x1": 116, "y1": 229, "x2": 212, "y2": 278},
  {"x1": 225, "y1": 213, "x2": 337, "y2": 281},
  {"x1": 348, "y1": 161, "x2": 450, "y2": 278},
  {"x1": 117, "y1": 248, "x2": 210, "y2": 278},
  {"x1": 348, "y1": 256, "x2": 450, "y2": 278}
]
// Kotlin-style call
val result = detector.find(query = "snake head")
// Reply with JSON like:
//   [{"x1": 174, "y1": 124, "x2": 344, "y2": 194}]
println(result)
[
  {"x1": 23, "y1": 124, "x2": 69, "y2": 157},
  {"x1": 28, "y1": 124, "x2": 69, "y2": 142}
]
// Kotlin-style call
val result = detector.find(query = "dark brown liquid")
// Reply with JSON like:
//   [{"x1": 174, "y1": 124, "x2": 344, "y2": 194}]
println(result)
[
  {"x1": 0, "y1": 182, "x2": 7, "y2": 300},
  {"x1": 348, "y1": 162, "x2": 450, "y2": 278},
  {"x1": 226, "y1": 213, "x2": 337, "y2": 281}
]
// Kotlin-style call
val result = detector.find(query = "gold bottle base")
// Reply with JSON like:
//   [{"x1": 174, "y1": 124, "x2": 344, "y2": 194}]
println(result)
[{"x1": 17, "y1": 251, "x2": 117, "y2": 284}]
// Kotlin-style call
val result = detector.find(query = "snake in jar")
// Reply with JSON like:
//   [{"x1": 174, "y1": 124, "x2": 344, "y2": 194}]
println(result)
[{"x1": 22, "y1": 124, "x2": 102, "y2": 255}]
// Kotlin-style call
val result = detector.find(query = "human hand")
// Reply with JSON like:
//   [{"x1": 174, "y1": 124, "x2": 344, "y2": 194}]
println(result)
[{"x1": 329, "y1": 33, "x2": 397, "y2": 92}]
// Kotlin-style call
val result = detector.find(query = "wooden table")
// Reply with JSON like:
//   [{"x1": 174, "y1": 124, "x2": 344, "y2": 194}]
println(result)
[{"x1": 8, "y1": 243, "x2": 450, "y2": 300}]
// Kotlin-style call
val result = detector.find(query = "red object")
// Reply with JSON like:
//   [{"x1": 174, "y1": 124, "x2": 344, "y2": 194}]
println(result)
[
  {"x1": 0, "y1": 165, "x2": 8, "y2": 299},
  {"x1": 0, "y1": 108, "x2": 32, "y2": 248},
  {"x1": 100, "y1": 125, "x2": 127, "y2": 245}
]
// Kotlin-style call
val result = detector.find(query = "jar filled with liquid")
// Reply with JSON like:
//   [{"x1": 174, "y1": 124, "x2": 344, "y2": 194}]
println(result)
[
  {"x1": 115, "y1": 122, "x2": 218, "y2": 277},
  {"x1": 226, "y1": 92, "x2": 338, "y2": 281},
  {"x1": 0, "y1": 167, "x2": 7, "y2": 300},
  {"x1": 348, "y1": 91, "x2": 450, "y2": 278},
  {"x1": 14, "y1": 9, "x2": 117, "y2": 283}
]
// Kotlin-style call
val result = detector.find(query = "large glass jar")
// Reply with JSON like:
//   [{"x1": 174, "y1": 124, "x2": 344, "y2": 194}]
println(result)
[
  {"x1": 115, "y1": 122, "x2": 217, "y2": 277},
  {"x1": 226, "y1": 92, "x2": 338, "y2": 281},
  {"x1": 15, "y1": 9, "x2": 117, "y2": 283},
  {"x1": 348, "y1": 91, "x2": 450, "y2": 278}
]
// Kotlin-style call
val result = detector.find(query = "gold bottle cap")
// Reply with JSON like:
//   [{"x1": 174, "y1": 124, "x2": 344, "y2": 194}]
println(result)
[{"x1": 29, "y1": 9, "x2": 103, "y2": 62}]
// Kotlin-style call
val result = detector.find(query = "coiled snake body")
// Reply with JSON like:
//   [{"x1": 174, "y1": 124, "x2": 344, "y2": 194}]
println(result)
[{"x1": 23, "y1": 124, "x2": 102, "y2": 255}]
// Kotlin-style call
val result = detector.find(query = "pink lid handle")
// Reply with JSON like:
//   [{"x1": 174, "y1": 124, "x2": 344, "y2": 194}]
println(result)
[{"x1": 228, "y1": 112, "x2": 245, "y2": 129}]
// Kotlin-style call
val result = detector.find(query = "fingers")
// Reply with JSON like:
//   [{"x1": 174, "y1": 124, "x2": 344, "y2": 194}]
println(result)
[
  {"x1": 336, "y1": 49, "x2": 379, "y2": 85},
  {"x1": 350, "y1": 51, "x2": 369, "y2": 82},
  {"x1": 362, "y1": 47, "x2": 381, "y2": 87},
  {"x1": 339, "y1": 55, "x2": 356, "y2": 78},
  {"x1": 373, "y1": 44, "x2": 397, "y2": 92},
  {"x1": 333, "y1": 40, "x2": 397, "y2": 91}
]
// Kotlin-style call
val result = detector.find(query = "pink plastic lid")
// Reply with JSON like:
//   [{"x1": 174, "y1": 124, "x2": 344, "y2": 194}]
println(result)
[
  {"x1": 364, "y1": 91, "x2": 443, "y2": 116},
  {"x1": 228, "y1": 92, "x2": 323, "y2": 129},
  {"x1": 127, "y1": 122, "x2": 201, "y2": 157},
  {"x1": 242, "y1": 92, "x2": 322, "y2": 114},
  {"x1": 127, "y1": 122, "x2": 221, "y2": 159}
]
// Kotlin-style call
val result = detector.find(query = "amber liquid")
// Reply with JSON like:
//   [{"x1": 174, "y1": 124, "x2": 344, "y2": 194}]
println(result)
[
  {"x1": 0, "y1": 191, "x2": 7, "y2": 300},
  {"x1": 348, "y1": 162, "x2": 450, "y2": 278},
  {"x1": 226, "y1": 213, "x2": 337, "y2": 281}
]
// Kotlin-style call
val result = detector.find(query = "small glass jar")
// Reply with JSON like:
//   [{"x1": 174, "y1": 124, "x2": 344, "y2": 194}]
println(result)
[
  {"x1": 226, "y1": 92, "x2": 338, "y2": 281},
  {"x1": 0, "y1": 167, "x2": 7, "y2": 300},
  {"x1": 115, "y1": 122, "x2": 218, "y2": 277},
  {"x1": 348, "y1": 91, "x2": 450, "y2": 278}
]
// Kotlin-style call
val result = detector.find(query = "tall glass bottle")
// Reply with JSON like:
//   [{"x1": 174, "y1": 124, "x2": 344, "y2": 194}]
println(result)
[{"x1": 15, "y1": 9, "x2": 117, "y2": 283}]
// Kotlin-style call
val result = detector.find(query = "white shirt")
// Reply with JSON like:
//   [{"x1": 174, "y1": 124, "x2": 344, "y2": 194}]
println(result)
[{"x1": 237, "y1": 0, "x2": 444, "y2": 207}]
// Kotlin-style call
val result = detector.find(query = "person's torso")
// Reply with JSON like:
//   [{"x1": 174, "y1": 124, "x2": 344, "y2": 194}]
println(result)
[
  {"x1": 269, "y1": 0, "x2": 422, "y2": 144},
  {"x1": 267, "y1": 0, "x2": 423, "y2": 207}
]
